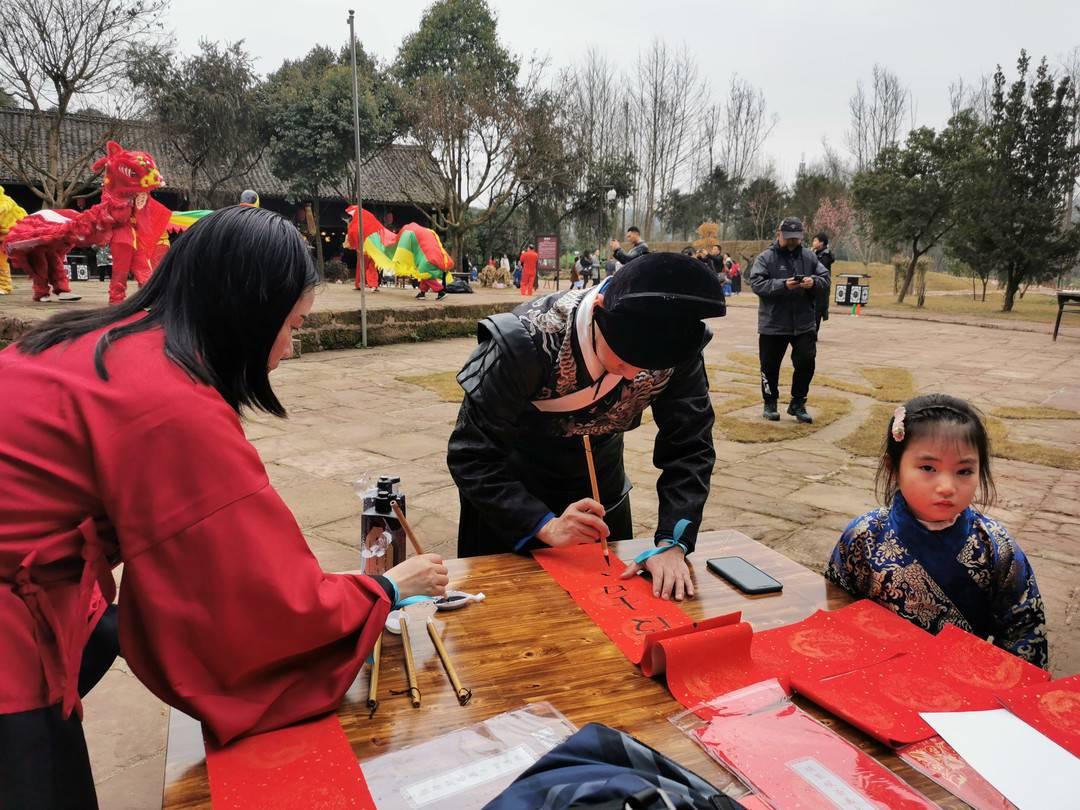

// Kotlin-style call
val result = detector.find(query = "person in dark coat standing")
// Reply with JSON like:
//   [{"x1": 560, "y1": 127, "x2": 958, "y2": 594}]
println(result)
[
  {"x1": 750, "y1": 217, "x2": 831, "y2": 424},
  {"x1": 811, "y1": 233, "x2": 834, "y2": 333}
]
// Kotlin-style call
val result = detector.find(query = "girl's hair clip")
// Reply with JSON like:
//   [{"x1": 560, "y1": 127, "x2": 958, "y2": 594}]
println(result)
[{"x1": 891, "y1": 405, "x2": 906, "y2": 442}]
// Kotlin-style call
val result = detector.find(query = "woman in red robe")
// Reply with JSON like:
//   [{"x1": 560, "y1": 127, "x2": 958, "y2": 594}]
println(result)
[{"x1": 0, "y1": 206, "x2": 448, "y2": 809}]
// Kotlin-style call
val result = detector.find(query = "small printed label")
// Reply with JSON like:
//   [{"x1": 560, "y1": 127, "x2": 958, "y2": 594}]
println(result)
[
  {"x1": 402, "y1": 744, "x2": 536, "y2": 807},
  {"x1": 787, "y1": 757, "x2": 876, "y2": 810}
]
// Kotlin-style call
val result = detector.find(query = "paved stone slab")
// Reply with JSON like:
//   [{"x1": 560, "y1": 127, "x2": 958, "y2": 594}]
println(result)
[{"x1": 82, "y1": 292, "x2": 1080, "y2": 806}]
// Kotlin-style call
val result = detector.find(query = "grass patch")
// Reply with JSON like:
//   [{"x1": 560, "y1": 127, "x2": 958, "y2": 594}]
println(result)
[
  {"x1": 714, "y1": 394, "x2": 852, "y2": 443},
  {"x1": 396, "y1": 370, "x2": 463, "y2": 402},
  {"x1": 837, "y1": 403, "x2": 894, "y2": 458},
  {"x1": 990, "y1": 406, "x2": 1080, "y2": 420},
  {"x1": 832, "y1": 260, "x2": 1063, "y2": 325},
  {"x1": 987, "y1": 418, "x2": 1080, "y2": 471},
  {"x1": 723, "y1": 353, "x2": 914, "y2": 403},
  {"x1": 838, "y1": 403, "x2": 1080, "y2": 470},
  {"x1": 859, "y1": 367, "x2": 916, "y2": 402}
]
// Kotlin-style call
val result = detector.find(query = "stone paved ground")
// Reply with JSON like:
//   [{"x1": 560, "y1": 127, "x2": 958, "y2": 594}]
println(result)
[
  {"x1": 68, "y1": 298, "x2": 1080, "y2": 808},
  {"x1": 0, "y1": 274, "x2": 550, "y2": 322}
]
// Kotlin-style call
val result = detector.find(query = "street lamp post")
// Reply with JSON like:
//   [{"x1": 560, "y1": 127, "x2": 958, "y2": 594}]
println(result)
[{"x1": 348, "y1": 9, "x2": 367, "y2": 348}]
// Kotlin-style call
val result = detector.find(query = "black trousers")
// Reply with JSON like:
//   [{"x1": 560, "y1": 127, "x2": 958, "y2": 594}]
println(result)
[
  {"x1": 759, "y1": 332, "x2": 817, "y2": 404},
  {"x1": 0, "y1": 605, "x2": 120, "y2": 810}
]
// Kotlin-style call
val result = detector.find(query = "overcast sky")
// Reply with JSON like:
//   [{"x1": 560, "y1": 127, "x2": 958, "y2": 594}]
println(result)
[{"x1": 168, "y1": 0, "x2": 1079, "y2": 184}]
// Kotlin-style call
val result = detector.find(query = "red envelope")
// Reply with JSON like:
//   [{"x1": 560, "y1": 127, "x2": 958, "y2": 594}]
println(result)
[
  {"x1": 998, "y1": 673, "x2": 1080, "y2": 758},
  {"x1": 205, "y1": 714, "x2": 375, "y2": 809}
]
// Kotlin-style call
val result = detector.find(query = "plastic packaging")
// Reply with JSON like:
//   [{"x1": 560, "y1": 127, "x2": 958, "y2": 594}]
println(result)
[
  {"x1": 898, "y1": 736, "x2": 1015, "y2": 809},
  {"x1": 363, "y1": 702, "x2": 577, "y2": 809},
  {"x1": 671, "y1": 679, "x2": 937, "y2": 809}
]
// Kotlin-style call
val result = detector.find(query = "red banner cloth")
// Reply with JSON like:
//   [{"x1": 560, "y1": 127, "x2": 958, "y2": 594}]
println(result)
[
  {"x1": 997, "y1": 673, "x2": 1080, "y2": 758},
  {"x1": 205, "y1": 714, "x2": 376, "y2": 809},
  {"x1": 532, "y1": 543, "x2": 694, "y2": 663}
]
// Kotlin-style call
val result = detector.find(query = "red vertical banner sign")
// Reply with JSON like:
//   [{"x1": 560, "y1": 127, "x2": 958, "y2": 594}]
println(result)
[{"x1": 536, "y1": 233, "x2": 560, "y2": 288}]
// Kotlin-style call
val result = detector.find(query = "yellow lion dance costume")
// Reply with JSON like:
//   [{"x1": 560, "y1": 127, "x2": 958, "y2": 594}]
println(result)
[{"x1": 0, "y1": 185, "x2": 28, "y2": 295}]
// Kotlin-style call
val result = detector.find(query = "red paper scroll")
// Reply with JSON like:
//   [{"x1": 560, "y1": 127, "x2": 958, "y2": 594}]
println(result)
[
  {"x1": 689, "y1": 681, "x2": 936, "y2": 809},
  {"x1": 648, "y1": 600, "x2": 932, "y2": 715},
  {"x1": 898, "y1": 736, "x2": 1015, "y2": 809},
  {"x1": 533, "y1": 543, "x2": 693, "y2": 663},
  {"x1": 998, "y1": 673, "x2": 1080, "y2": 758},
  {"x1": 640, "y1": 613, "x2": 743, "y2": 677},
  {"x1": 794, "y1": 625, "x2": 1051, "y2": 746},
  {"x1": 205, "y1": 714, "x2": 376, "y2": 809},
  {"x1": 660, "y1": 622, "x2": 781, "y2": 711},
  {"x1": 752, "y1": 600, "x2": 928, "y2": 683}
]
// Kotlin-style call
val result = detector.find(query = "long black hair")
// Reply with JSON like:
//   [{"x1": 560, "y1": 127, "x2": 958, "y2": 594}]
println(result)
[
  {"x1": 17, "y1": 206, "x2": 320, "y2": 416},
  {"x1": 876, "y1": 393, "x2": 996, "y2": 507}
]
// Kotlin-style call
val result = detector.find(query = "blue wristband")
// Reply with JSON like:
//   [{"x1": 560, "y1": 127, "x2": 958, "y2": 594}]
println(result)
[
  {"x1": 396, "y1": 595, "x2": 436, "y2": 609},
  {"x1": 633, "y1": 519, "x2": 692, "y2": 565},
  {"x1": 383, "y1": 574, "x2": 400, "y2": 606}
]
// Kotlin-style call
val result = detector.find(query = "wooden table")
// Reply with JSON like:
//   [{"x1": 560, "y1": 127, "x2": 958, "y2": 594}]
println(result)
[{"x1": 162, "y1": 531, "x2": 964, "y2": 808}]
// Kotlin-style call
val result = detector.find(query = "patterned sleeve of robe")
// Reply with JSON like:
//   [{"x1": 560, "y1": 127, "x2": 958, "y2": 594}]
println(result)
[{"x1": 981, "y1": 516, "x2": 1049, "y2": 669}]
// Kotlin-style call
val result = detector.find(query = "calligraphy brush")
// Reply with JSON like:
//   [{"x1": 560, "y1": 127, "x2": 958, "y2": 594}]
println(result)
[
  {"x1": 366, "y1": 632, "x2": 382, "y2": 715},
  {"x1": 391, "y1": 499, "x2": 426, "y2": 556},
  {"x1": 399, "y1": 615, "x2": 422, "y2": 708},
  {"x1": 426, "y1": 617, "x2": 472, "y2": 706},
  {"x1": 582, "y1": 435, "x2": 610, "y2": 567}
]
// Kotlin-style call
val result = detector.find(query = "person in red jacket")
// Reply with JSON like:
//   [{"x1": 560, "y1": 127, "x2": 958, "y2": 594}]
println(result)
[
  {"x1": 519, "y1": 243, "x2": 539, "y2": 296},
  {"x1": 0, "y1": 206, "x2": 448, "y2": 809}
]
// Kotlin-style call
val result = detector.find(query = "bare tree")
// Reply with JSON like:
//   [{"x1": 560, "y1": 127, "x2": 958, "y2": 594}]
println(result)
[
  {"x1": 1059, "y1": 46, "x2": 1080, "y2": 229},
  {"x1": 814, "y1": 136, "x2": 851, "y2": 185},
  {"x1": 0, "y1": 0, "x2": 167, "y2": 208},
  {"x1": 948, "y1": 74, "x2": 993, "y2": 121},
  {"x1": 693, "y1": 102, "x2": 723, "y2": 182},
  {"x1": 846, "y1": 64, "x2": 909, "y2": 173},
  {"x1": 629, "y1": 40, "x2": 707, "y2": 239},
  {"x1": 743, "y1": 171, "x2": 785, "y2": 241},
  {"x1": 718, "y1": 75, "x2": 777, "y2": 184}
]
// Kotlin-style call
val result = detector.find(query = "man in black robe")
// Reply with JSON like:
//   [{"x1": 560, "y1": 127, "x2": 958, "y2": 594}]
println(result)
[{"x1": 447, "y1": 253, "x2": 726, "y2": 600}]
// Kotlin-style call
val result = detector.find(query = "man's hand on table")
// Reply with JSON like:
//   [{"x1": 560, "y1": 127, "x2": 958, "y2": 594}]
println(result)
[
  {"x1": 536, "y1": 498, "x2": 610, "y2": 547},
  {"x1": 620, "y1": 547, "x2": 695, "y2": 601}
]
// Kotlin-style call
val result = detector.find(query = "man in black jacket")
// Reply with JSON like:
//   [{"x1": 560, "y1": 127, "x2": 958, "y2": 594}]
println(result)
[
  {"x1": 447, "y1": 253, "x2": 725, "y2": 601},
  {"x1": 750, "y1": 218, "x2": 831, "y2": 424},
  {"x1": 609, "y1": 226, "x2": 649, "y2": 265},
  {"x1": 811, "y1": 232, "x2": 834, "y2": 333}
]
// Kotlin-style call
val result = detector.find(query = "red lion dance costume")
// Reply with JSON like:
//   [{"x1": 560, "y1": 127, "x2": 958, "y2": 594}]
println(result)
[{"x1": 3, "y1": 141, "x2": 171, "y2": 304}]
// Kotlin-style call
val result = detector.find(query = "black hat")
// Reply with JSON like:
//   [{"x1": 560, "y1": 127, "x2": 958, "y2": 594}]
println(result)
[
  {"x1": 779, "y1": 217, "x2": 804, "y2": 239},
  {"x1": 593, "y1": 252, "x2": 726, "y2": 369}
]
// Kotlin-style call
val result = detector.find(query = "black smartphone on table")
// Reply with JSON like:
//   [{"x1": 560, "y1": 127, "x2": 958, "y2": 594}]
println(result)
[{"x1": 706, "y1": 557, "x2": 783, "y2": 594}]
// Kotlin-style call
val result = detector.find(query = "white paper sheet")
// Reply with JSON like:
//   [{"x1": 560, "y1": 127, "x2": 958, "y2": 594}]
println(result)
[{"x1": 921, "y1": 709, "x2": 1079, "y2": 810}]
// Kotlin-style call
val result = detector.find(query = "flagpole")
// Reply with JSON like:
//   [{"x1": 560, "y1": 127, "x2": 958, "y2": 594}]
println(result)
[{"x1": 348, "y1": 9, "x2": 368, "y2": 348}]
